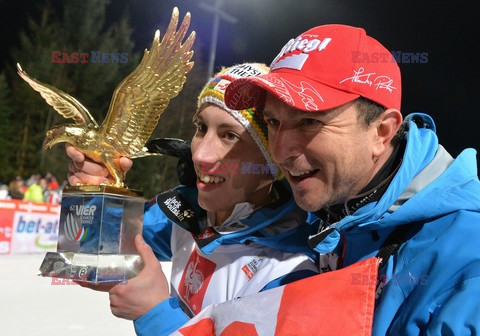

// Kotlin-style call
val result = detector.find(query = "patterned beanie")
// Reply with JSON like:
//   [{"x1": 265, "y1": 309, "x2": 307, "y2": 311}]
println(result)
[{"x1": 196, "y1": 63, "x2": 279, "y2": 179}]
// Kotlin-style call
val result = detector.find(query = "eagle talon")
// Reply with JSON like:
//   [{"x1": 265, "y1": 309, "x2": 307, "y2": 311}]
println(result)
[{"x1": 108, "y1": 182, "x2": 127, "y2": 189}]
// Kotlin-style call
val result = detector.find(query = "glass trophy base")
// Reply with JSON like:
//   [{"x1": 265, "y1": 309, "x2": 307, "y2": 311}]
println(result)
[
  {"x1": 40, "y1": 185, "x2": 145, "y2": 283},
  {"x1": 39, "y1": 251, "x2": 144, "y2": 283}
]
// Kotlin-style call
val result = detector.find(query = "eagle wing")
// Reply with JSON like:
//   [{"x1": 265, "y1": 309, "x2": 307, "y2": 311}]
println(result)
[
  {"x1": 100, "y1": 7, "x2": 195, "y2": 156},
  {"x1": 16, "y1": 63, "x2": 98, "y2": 127}
]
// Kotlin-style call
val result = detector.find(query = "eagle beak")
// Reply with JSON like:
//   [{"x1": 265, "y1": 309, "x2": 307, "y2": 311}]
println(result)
[
  {"x1": 44, "y1": 138, "x2": 54, "y2": 150},
  {"x1": 44, "y1": 129, "x2": 60, "y2": 150},
  {"x1": 44, "y1": 139, "x2": 53, "y2": 150}
]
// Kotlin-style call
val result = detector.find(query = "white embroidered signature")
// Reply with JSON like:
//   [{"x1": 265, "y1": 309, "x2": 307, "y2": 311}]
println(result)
[
  {"x1": 280, "y1": 78, "x2": 324, "y2": 111},
  {"x1": 339, "y1": 68, "x2": 396, "y2": 93},
  {"x1": 262, "y1": 76, "x2": 295, "y2": 106}
]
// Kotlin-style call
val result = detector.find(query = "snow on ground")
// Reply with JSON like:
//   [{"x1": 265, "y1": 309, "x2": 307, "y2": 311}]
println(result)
[{"x1": 0, "y1": 253, "x2": 172, "y2": 336}]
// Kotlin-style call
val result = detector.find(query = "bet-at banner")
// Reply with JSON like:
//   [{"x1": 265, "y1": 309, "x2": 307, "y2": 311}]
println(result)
[{"x1": 0, "y1": 199, "x2": 59, "y2": 254}]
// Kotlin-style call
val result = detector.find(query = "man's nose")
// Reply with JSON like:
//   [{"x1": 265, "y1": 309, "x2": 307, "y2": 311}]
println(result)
[
  {"x1": 269, "y1": 125, "x2": 303, "y2": 165},
  {"x1": 192, "y1": 136, "x2": 223, "y2": 173}
]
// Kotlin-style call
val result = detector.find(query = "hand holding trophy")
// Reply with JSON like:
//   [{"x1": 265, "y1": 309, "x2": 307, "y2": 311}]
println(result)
[{"x1": 17, "y1": 8, "x2": 195, "y2": 283}]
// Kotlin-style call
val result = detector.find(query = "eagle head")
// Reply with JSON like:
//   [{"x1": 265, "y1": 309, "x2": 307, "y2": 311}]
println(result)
[{"x1": 44, "y1": 125, "x2": 87, "y2": 150}]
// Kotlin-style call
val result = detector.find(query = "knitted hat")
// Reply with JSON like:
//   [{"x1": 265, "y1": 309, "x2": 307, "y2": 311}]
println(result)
[{"x1": 196, "y1": 63, "x2": 279, "y2": 179}]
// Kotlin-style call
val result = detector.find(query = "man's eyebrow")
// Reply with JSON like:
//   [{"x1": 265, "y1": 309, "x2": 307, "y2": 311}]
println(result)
[
  {"x1": 262, "y1": 109, "x2": 274, "y2": 119},
  {"x1": 217, "y1": 122, "x2": 245, "y2": 132},
  {"x1": 194, "y1": 116, "x2": 242, "y2": 129},
  {"x1": 217, "y1": 122, "x2": 238, "y2": 128}
]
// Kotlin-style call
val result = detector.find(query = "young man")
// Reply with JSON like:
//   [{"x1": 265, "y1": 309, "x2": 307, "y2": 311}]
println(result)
[
  {"x1": 222, "y1": 24, "x2": 480, "y2": 334},
  {"x1": 68, "y1": 63, "x2": 319, "y2": 335}
]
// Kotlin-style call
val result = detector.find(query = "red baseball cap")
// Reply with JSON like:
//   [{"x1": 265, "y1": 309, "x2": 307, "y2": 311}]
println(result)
[{"x1": 225, "y1": 24, "x2": 401, "y2": 112}]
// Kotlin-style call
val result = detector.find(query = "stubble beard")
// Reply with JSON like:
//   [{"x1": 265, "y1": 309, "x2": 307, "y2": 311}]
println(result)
[{"x1": 293, "y1": 172, "x2": 360, "y2": 212}]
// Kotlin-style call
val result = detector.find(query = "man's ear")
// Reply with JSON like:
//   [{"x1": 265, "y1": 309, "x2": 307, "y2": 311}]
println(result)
[{"x1": 372, "y1": 109, "x2": 403, "y2": 157}]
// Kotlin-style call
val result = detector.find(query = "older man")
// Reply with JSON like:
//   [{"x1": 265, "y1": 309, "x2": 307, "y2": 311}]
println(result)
[{"x1": 223, "y1": 24, "x2": 480, "y2": 334}]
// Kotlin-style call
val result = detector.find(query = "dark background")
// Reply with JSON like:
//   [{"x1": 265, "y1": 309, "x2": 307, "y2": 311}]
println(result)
[{"x1": 1, "y1": 0, "x2": 478, "y2": 165}]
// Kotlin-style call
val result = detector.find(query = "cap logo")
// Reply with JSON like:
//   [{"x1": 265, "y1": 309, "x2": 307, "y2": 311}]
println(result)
[
  {"x1": 271, "y1": 36, "x2": 332, "y2": 70},
  {"x1": 224, "y1": 63, "x2": 265, "y2": 78},
  {"x1": 271, "y1": 53, "x2": 308, "y2": 71}
]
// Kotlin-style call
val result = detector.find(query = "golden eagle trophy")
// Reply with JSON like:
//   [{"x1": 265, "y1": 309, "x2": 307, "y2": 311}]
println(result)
[{"x1": 18, "y1": 8, "x2": 195, "y2": 283}]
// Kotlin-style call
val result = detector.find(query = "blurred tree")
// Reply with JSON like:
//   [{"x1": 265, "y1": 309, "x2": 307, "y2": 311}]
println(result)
[
  {"x1": 6, "y1": 0, "x2": 207, "y2": 198},
  {"x1": 0, "y1": 72, "x2": 18, "y2": 183},
  {"x1": 8, "y1": 0, "x2": 139, "y2": 185}
]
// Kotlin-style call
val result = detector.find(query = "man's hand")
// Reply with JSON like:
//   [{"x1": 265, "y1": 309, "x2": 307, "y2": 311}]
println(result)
[
  {"x1": 108, "y1": 235, "x2": 171, "y2": 320},
  {"x1": 66, "y1": 144, "x2": 133, "y2": 185}
]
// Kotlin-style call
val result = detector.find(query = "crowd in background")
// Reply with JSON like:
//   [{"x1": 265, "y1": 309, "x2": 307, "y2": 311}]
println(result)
[{"x1": 0, "y1": 172, "x2": 66, "y2": 204}]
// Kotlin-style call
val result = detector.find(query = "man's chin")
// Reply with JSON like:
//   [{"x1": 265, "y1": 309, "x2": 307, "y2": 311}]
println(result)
[{"x1": 293, "y1": 191, "x2": 323, "y2": 212}]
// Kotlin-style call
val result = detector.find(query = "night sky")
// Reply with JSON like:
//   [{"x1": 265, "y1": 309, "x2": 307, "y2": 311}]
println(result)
[{"x1": 1, "y1": 0, "x2": 479, "y2": 164}]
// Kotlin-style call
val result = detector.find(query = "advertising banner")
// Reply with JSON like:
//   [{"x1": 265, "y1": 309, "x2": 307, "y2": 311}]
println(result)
[{"x1": 0, "y1": 200, "x2": 60, "y2": 254}]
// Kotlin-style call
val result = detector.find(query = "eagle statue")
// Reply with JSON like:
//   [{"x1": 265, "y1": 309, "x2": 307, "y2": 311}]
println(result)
[{"x1": 17, "y1": 7, "x2": 195, "y2": 188}]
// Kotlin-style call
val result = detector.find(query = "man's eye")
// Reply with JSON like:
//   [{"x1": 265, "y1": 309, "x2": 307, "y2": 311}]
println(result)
[
  {"x1": 265, "y1": 118, "x2": 279, "y2": 126},
  {"x1": 302, "y1": 118, "x2": 320, "y2": 126},
  {"x1": 225, "y1": 132, "x2": 240, "y2": 141}
]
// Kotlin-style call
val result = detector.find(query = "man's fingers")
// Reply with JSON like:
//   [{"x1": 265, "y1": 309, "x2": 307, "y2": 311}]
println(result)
[
  {"x1": 106, "y1": 236, "x2": 170, "y2": 320},
  {"x1": 67, "y1": 171, "x2": 81, "y2": 186},
  {"x1": 68, "y1": 162, "x2": 110, "y2": 185},
  {"x1": 75, "y1": 280, "x2": 118, "y2": 292},
  {"x1": 75, "y1": 172, "x2": 110, "y2": 185},
  {"x1": 73, "y1": 159, "x2": 110, "y2": 177},
  {"x1": 65, "y1": 144, "x2": 85, "y2": 163},
  {"x1": 66, "y1": 144, "x2": 131, "y2": 183},
  {"x1": 119, "y1": 157, "x2": 133, "y2": 174},
  {"x1": 135, "y1": 235, "x2": 160, "y2": 270}
]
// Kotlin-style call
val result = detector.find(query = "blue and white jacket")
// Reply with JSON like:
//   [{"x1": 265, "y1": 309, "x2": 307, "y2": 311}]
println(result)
[
  {"x1": 134, "y1": 180, "x2": 319, "y2": 335},
  {"x1": 311, "y1": 113, "x2": 480, "y2": 335}
]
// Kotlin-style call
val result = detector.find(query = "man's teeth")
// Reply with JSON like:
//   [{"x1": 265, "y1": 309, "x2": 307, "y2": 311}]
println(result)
[
  {"x1": 288, "y1": 169, "x2": 315, "y2": 177},
  {"x1": 199, "y1": 173, "x2": 225, "y2": 184}
]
